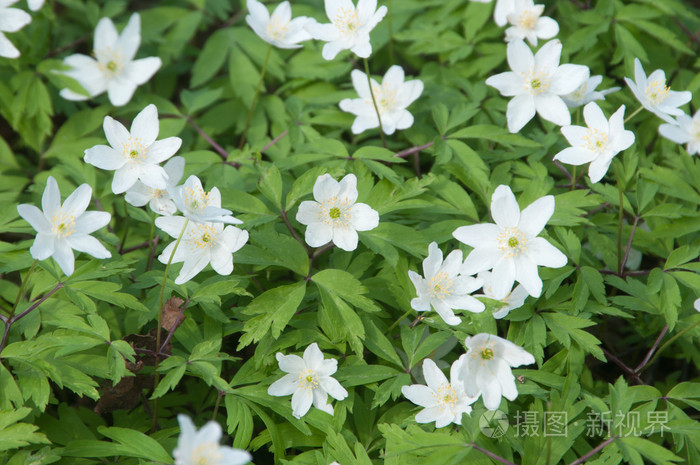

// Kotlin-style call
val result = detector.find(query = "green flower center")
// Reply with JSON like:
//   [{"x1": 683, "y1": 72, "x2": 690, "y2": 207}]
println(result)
[
  {"x1": 201, "y1": 234, "x2": 210, "y2": 243},
  {"x1": 508, "y1": 237, "x2": 519, "y2": 248},
  {"x1": 329, "y1": 207, "x2": 341, "y2": 219},
  {"x1": 129, "y1": 149, "x2": 139, "y2": 158},
  {"x1": 481, "y1": 348, "x2": 494, "y2": 360},
  {"x1": 106, "y1": 61, "x2": 117, "y2": 71},
  {"x1": 531, "y1": 78, "x2": 541, "y2": 89},
  {"x1": 306, "y1": 375, "x2": 313, "y2": 383}
]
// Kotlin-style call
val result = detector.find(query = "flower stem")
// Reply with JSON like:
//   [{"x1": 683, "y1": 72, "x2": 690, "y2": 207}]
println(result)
[
  {"x1": 152, "y1": 218, "x2": 189, "y2": 431},
  {"x1": 363, "y1": 58, "x2": 387, "y2": 148},
  {"x1": 612, "y1": 161, "x2": 625, "y2": 275},
  {"x1": 147, "y1": 211, "x2": 156, "y2": 271},
  {"x1": 570, "y1": 166, "x2": 577, "y2": 191},
  {"x1": 238, "y1": 44, "x2": 272, "y2": 149},
  {"x1": 118, "y1": 197, "x2": 130, "y2": 253},
  {"x1": 641, "y1": 320, "x2": 700, "y2": 372},
  {"x1": 387, "y1": 0, "x2": 395, "y2": 65},
  {"x1": 386, "y1": 307, "x2": 414, "y2": 333},
  {"x1": 624, "y1": 106, "x2": 643, "y2": 124},
  {"x1": 11, "y1": 259, "x2": 37, "y2": 316}
]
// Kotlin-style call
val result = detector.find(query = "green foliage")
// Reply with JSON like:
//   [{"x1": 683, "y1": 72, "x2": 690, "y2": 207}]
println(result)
[{"x1": 0, "y1": 0, "x2": 699, "y2": 464}]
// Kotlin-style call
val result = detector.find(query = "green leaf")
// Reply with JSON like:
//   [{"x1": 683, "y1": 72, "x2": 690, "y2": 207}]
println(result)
[
  {"x1": 258, "y1": 164, "x2": 283, "y2": 209},
  {"x1": 336, "y1": 364, "x2": 401, "y2": 387},
  {"x1": 620, "y1": 437, "x2": 682, "y2": 465},
  {"x1": 191, "y1": 28, "x2": 233, "y2": 87},
  {"x1": 238, "y1": 282, "x2": 306, "y2": 349}
]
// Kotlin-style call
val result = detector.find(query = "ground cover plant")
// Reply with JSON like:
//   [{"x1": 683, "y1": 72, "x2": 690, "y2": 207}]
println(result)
[{"x1": 0, "y1": 0, "x2": 699, "y2": 464}]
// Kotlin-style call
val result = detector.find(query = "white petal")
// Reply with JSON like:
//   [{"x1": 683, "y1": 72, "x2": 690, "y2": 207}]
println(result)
[
  {"x1": 495, "y1": 358, "x2": 519, "y2": 400},
  {"x1": 337, "y1": 174, "x2": 358, "y2": 204},
  {"x1": 42, "y1": 176, "x2": 61, "y2": 218},
  {"x1": 107, "y1": 77, "x2": 138, "y2": 107},
  {"x1": 549, "y1": 64, "x2": 589, "y2": 95},
  {"x1": 553, "y1": 147, "x2": 597, "y2": 165},
  {"x1": 17, "y1": 204, "x2": 50, "y2": 233},
  {"x1": 30, "y1": 233, "x2": 55, "y2": 260},
  {"x1": 303, "y1": 343, "x2": 324, "y2": 370},
  {"x1": 117, "y1": 13, "x2": 141, "y2": 62},
  {"x1": 296, "y1": 201, "x2": 321, "y2": 226},
  {"x1": 533, "y1": 39, "x2": 561, "y2": 71},
  {"x1": 491, "y1": 185, "x2": 520, "y2": 228},
  {"x1": 312, "y1": 388, "x2": 334, "y2": 415},
  {"x1": 210, "y1": 245, "x2": 233, "y2": 276},
  {"x1": 507, "y1": 93, "x2": 536, "y2": 133},
  {"x1": 268, "y1": 374, "x2": 298, "y2": 396},
  {"x1": 461, "y1": 246, "x2": 502, "y2": 276},
  {"x1": 486, "y1": 72, "x2": 524, "y2": 97},
  {"x1": 53, "y1": 239, "x2": 75, "y2": 276},
  {"x1": 443, "y1": 294, "x2": 485, "y2": 313},
  {"x1": 155, "y1": 216, "x2": 188, "y2": 238},
  {"x1": 518, "y1": 195, "x2": 553, "y2": 237},
  {"x1": 402, "y1": 385, "x2": 437, "y2": 408},
  {"x1": 422, "y1": 359, "x2": 449, "y2": 392},
  {"x1": 94, "y1": 17, "x2": 118, "y2": 52},
  {"x1": 67, "y1": 234, "x2": 111, "y2": 259},
  {"x1": 432, "y1": 300, "x2": 461, "y2": 326},
  {"x1": 582, "y1": 102, "x2": 608, "y2": 133},
  {"x1": 112, "y1": 164, "x2": 141, "y2": 194},
  {"x1": 332, "y1": 227, "x2": 359, "y2": 251},
  {"x1": 291, "y1": 389, "x2": 313, "y2": 418},
  {"x1": 527, "y1": 236, "x2": 567, "y2": 268},
  {"x1": 514, "y1": 255, "x2": 542, "y2": 297},
  {"x1": 84, "y1": 145, "x2": 125, "y2": 170},
  {"x1": 506, "y1": 39, "x2": 534, "y2": 74},
  {"x1": 62, "y1": 184, "x2": 92, "y2": 216},
  {"x1": 131, "y1": 104, "x2": 159, "y2": 147},
  {"x1": 452, "y1": 223, "x2": 500, "y2": 248},
  {"x1": 534, "y1": 93, "x2": 570, "y2": 126},
  {"x1": 490, "y1": 259, "x2": 516, "y2": 299},
  {"x1": 175, "y1": 253, "x2": 210, "y2": 284},
  {"x1": 440, "y1": 249, "x2": 463, "y2": 277},
  {"x1": 0, "y1": 32, "x2": 19, "y2": 59},
  {"x1": 74, "y1": 211, "x2": 111, "y2": 235},
  {"x1": 103, "y1": 116, "x2": 130, "y2": 149},
  {"x1": 320, "y1": 377, "x2": 348, "y2": 400},
  {"x1": 164, "y1": 156, "x2": 185, "y2": 184},
  {"x1": 0, "y1": 8, "x2": 31, "y2": 33},
  {"x1": 658, "y1": 122, "x2": 690, "y2": 145},
  {"x1": 313, "y1": 174, "x2": 340, "y2": 202},
  {"x1": 587, "y1": 155, "x2": 614, "y2": 183},
  {"x1": 277, "y1": 352, "x2": 306, "y2": 374},
  {"x1": 535, "y1": 16, "x2": 558, "y2": 39},
  {"x1": 423, "y1": 242, "x2": 443, "y2": 279},
  {"x1": 497, "y1": 338, "x2": 535, "y2": 367}
]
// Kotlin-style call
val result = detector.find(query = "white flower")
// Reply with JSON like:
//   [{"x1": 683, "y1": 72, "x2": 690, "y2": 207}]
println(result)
[
  {"x1": 0, "y1": 0, "x2": 32, "y2": 59},
  {"x1": 246, "y1": 0, "x2": 315, "y2": 49},
  {"x1": 476, "y1": 270, "x2": 528, "y2": 319},
  {"x1": 562, "y1": 75, "x2": 620, "y2": 109},
  {"x1": 59, "y1": 13, "x2": 161, "y2": 106},
  {"x1": 485, "y1": 39, "x2": 589, "y2": 133},
  {"x1": 27, "y1": 0, "x2": 43, "y2": 10},
  {"x1": 125, "y1": 156, "x2": 185, "y2": 216},
  {"x1": 453, "y1": 185, "x2": 567, "y2": 298},
  {"x1": 296, "y1": 173, "x2": 379, "y2": 251},
  {"x1": 695, "y1": 298, "x2": 700, "y2": 313},
  {"x1": 554, "y1": 102, "x2": 635, "y2": 183},
  {"x1": 470, "y1": 0, "x2": 516, "y2": 27},
  {"x1": 658, "y1": 110, "x2": 700, "y2": 156},
  {"x1": 339, "y1": 65, "x2": 423, "y2": 135},
  {"x1": 267, "y1": 343, "x2": 348, "y2": 419},
  {"x1": 16, "y1": 176, "x2": 111, "y2": 276},
  {"x1": 169, "y1": 175, "x2": 242, "y2": 225},
  {"x1": 504, "y1": 0, "x2": 558, "y2": 46},
  {"x1": 305, "y1": 0, "x2": 387, "y2": 60},
  {"x1": 156, "y1": 216, "x2": 248, "y2": 285},
  {"x1": 401, "y1": 358, "x2": 477, "y2": 428},
  {"x1": 408, "y1": 242, "x2": 485, "y2": 326},
  {"x1": 457, "y1": 333, "x2": 535, "y2": 410},
  {"x1": 84, "y1": 104, "x2": 182, "y2": 194},
  {"x1": 624, "y1": 58, "x2": 692, "y2": 124},
  {"x1": 173, "y1": 414, "x2": 251, "y2": 465}
]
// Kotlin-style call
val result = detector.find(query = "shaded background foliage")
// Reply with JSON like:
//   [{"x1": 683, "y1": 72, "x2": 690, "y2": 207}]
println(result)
[{"x1": 0, "y1": 0, "x2": 699, "y2": 464}]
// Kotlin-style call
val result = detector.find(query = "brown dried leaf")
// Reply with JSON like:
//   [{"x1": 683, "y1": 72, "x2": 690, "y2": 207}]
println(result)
[{"x1": 162, "y1": 297, "x2": 186, "y2": 332}]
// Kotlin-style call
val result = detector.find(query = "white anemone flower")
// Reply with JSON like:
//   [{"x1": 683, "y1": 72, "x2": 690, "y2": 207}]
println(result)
[
  {"x1": 0, "y1": 0, "x2": 32, "y2": 59},
  {"x1": 402, "y1": 358, "x2": 476, "y2": 428},
  {"x1": 408, "y1": 242, "x2": 485, "y2": 326},
  {"x1": 658, "y1": 110, "x2": 700, "y2": 156},
  {"x1": 156, "y1": 217, "x2": 248, "y2": 285},
  {"x1": 17, "y1": 176, "x2": 111, "y2": 276},
  {"x1": 246, "y1": 0, "x2": 315, "y2": 49},
  {"x1": 125, "y1": 156, "x2": 185, "y2": 216},
  {"x1": 173, "y1": 415, "x2": 251, "y2": 465},
  {"x1": 476, "y1": 271, "x2": 528, "y2": 319},
  {"x1": 562, "y1": 75, "x2": 620, "y2": 109},
  {"x1": 470, "y1": 0, "x2": 516, "y2": 27},
  {"x1": 504, "y1": 0, "x2": 558, "y2": 46},
  {"x1": 457, "y1": 333, "x2": 535, "y2": 410},
  {"x1": 59, "y1": 13, "x2": 161, "y2": 106},
  {"x1": 554, "y1": 102, "x2": 635, "y2": 183},
  {"x1": 267, "y1": 343, "x2": 348, "y2": 419},
  {"x1": 485, "y1": 39, "x2": 589, "y2": 133},
  {"x1": 305, "y1": 0, "x2": 387, "y2": 60},
  {"x1": 624, "y1": 58, "x2": 692, "y2": 124},
  {"x1": 169, "y1": 175, "x2": 242, "y2": 225},
  {"x1": 339, "y1": 65, "x2": 424, "y2": 135},
  {"x1": 27, "y1": 0, "x2": 43, "y2": 10},
  {"x1": 84, "y1": 104, "x2": 182, "y2": 195},
  {"x1": 453, "y1": 185, "x2": 567, "y2": 299},
  {"x1": 296, "y1": 173, "x2": 379, "y2": 251}
]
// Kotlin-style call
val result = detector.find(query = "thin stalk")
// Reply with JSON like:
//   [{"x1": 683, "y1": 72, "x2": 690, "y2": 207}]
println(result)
[
  {"x1": 387, "y1": 0, "x2": 395, "y2": 65},
  {"x1": 363, "y1": 58, "x2": 387, "y2": 148},
  {"x1": 570, "y1": 166, "x2": 577, "y2": 191},
  {"x1": 624, "y1": 106, "x2": 643, "y2": 124},
  {"x1": 152, "y1": 218, "x2": 189, "y2": 431},
  {"x1": 612, "y1": 162, "x2": 625, "y2": 275},
  {"x1": 239, "y1": 45, "x2": 272, "y2": 149},
  {"x1": 386, "y1": 308, "x2": 414, "y2": 333},
  {"x1": 212, "y1": 390, "x2": 224, "y2": 420},
  {"x1": 147, "y1": 211, "x2": 156, "y2": 269},
  {"x1": 11, "y1": 260, "x2": 38, "y2": 315},
  {"x1": 119, "y1": 198, "x2": 130, "y2": 253},
  {"x1": 641, "y1": 320, "x2": 700, "y2": 372}
]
